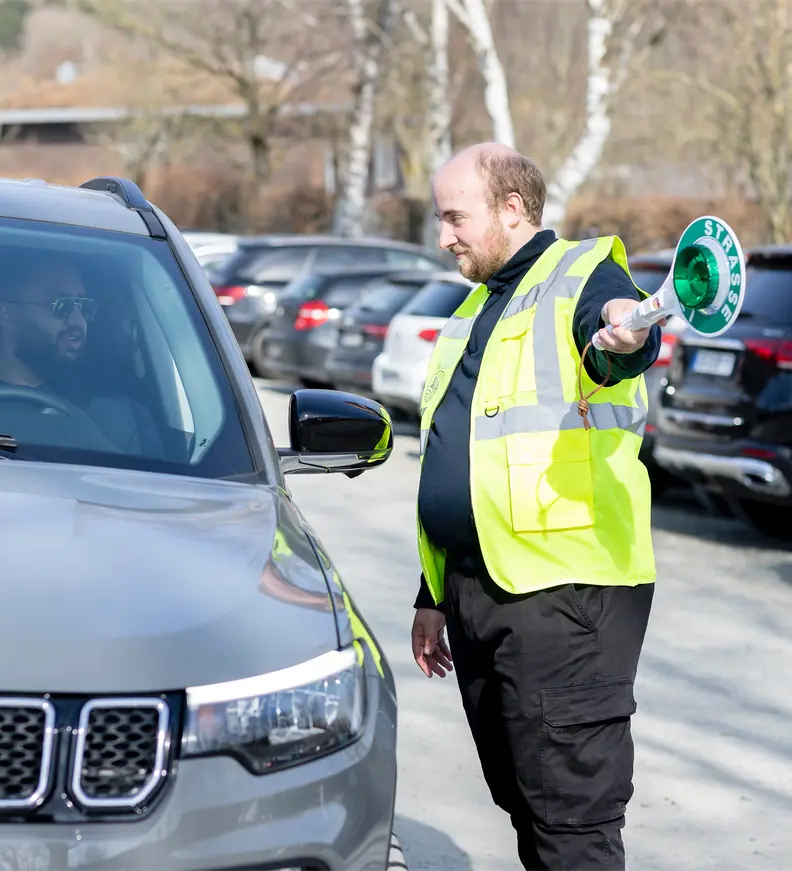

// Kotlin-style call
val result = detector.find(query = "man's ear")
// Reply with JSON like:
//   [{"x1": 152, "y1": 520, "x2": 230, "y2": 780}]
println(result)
[{"x1": 503, "y1": 192, "x2": 525, "y2": 229}]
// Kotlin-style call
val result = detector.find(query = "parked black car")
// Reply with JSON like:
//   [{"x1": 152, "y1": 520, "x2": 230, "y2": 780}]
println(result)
[
  {"x1": 251, "y1": 266, "x2": 407, "y2": 387},
  {"x1": 210, "y1": 235, "x2": 448, "y2": 363},
  {"x1": 325, "y1": 271, "x2": 443, "y2": 395},
  {"x1": 654, "y1": 244, "x2": 792, "y2": 540}
]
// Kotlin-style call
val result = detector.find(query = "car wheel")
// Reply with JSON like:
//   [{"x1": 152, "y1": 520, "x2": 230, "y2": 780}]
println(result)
[
  {"x1": 250, "y1": 327, "x2": 277, "y2": 379},
  {"x1": 734, "y1": 499, "x2": 792, "y2": 543},
  {"x1": 649, "y1": 467, "x2": 677, "y2": 499},
  {"x1": 299, "y1": 377, "x2": 332, "y2": 389}
]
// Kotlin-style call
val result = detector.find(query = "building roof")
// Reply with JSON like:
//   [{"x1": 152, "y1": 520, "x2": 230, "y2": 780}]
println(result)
[{"x1": 0, "y1": 58, "x2": 351, "y2": 124}]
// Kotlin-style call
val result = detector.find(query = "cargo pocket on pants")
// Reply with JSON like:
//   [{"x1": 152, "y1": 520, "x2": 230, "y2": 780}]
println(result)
[{"x1": 540, "y1": 679, "x2": 636, "y2": 828}]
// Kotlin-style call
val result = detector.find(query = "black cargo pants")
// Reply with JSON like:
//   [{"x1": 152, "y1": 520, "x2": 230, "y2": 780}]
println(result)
[{"x1": 443, "y1": 560, "x2": 654, "y2": 871}]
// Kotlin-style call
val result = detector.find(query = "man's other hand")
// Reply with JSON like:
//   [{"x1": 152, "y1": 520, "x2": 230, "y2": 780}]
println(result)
[
  {"x1": 411, "y1": 608, "x2": 453, "y2": 678},
  {"x1": 596, "y1": 298, "x2": 666, "y2": 354}
]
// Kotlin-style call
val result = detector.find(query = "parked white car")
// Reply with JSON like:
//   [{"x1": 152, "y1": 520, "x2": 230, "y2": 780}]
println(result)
[
  {"x1": 372, "y1": 273, "x2": 472, "y2": 417},
  {"x1": 181, "y1": 231, "x2": 239, "y2": 279}
]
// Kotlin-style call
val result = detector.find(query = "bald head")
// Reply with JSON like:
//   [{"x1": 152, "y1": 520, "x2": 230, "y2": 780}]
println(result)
[
  {"x1": 440, "y1": 141, "x2": 521, "y2": 173},
  {"x1": 432, "y1": 142, "x2": 547, "y2": 283}
]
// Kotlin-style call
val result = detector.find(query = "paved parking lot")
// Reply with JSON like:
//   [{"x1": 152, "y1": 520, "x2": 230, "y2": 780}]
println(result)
[{"x1": 257, "y1": 379, "x2": 792, "y2": 871}]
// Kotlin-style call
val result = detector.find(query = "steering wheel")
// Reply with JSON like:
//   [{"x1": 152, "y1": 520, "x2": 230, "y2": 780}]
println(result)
[{"x1": 0, "y1": 384, "x2": 119, "y2": 450}]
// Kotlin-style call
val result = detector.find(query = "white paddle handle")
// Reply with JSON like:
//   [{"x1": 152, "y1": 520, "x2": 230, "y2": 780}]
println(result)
[{"x1": 591, "y1": 290, "x2": 672, "y2": 351}]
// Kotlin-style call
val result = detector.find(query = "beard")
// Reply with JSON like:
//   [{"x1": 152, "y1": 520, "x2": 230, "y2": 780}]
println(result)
[
  {"x1": 454, "y1": 219, "x2": 512, "y2": 284},
  {"x1": 15, "y1": 319, "x2": 86, "y2": 386}
]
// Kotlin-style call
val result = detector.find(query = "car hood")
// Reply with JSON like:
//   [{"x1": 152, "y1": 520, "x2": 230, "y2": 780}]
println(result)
[{"x1": 0, "y1": 462, "x2": 339, "y2": 693}]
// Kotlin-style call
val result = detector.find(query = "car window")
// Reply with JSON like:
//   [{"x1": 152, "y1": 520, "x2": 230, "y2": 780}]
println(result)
[
  {"x1": 356, "y1": 279, "x2": 424, "y2": 316},
  {"x1": 280, "y1": 271, "x2": 326, "y2": 302},
  {"x1": 313, "y1": 246, "x2": 384, "y2": 268},
  {"x1": 401, "y1": 280, "x2": 472, "y2": 317},
  {"x1": 740, "y1": 261, "x2": 792, "y2": 322},
  {"x1": 235, "y1": 246, "x2": 312, "y2": 283},
  {"x1": 628, "y1": 267, "x2": 669, "y2": 295},
  {"x1": 382, "y1": 250, "x2": 442, "y2": 270},
  {"x1": 320, "y1": 276, "x2": 376, "y2": 309},
  {"x1": 0, "y1": 217, "x2": 255, "y2": 480}
]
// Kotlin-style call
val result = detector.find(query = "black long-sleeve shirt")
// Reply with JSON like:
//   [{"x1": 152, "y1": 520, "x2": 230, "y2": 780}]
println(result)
[{"x1": 414, "y1": 230, "x2": 660, "y2": 610}]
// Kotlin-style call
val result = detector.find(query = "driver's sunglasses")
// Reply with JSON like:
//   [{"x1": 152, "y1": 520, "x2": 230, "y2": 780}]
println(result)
[{"x1": 49, "y1": 297, "x2": 98, "y2": 322}]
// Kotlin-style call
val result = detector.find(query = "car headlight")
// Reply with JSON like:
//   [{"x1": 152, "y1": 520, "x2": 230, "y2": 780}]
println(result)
[{"x1": 181, "y1": 647, "x2": 365, "y2": 774}]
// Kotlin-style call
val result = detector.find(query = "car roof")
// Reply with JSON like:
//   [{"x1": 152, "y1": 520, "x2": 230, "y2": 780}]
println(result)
[
  {"x1": 0, "y1": 176, "x2": 151, "y2": 236},
  {"x1": 363, "y1": 269, "x2": 464, "y2": 284},
  {"x1": 413, "y1": 270, "x2": 472, "y2": 284},
  {"x1": 629, "y1": 248, "x2": 675, "y2": 267},
  {"x1": 746, "y1": 243, "x2": 792, "y2": 259},
  {"x1": 236, "y1": 233, "x2": 442, "y2": 254},
  {"x1": 630, "y1": 243, "x2": 792, "y2": 266},
  {"x1": 304, "y1": 265, "x2": 409, "y2": 281}
]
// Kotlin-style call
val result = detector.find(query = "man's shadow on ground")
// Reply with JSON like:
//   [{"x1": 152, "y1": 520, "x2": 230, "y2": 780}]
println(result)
[{"x1": 394, "y1": 815, "x2": 474, "y2": 870}]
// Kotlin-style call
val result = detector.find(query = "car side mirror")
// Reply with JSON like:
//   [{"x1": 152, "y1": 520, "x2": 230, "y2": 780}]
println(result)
[{"x1": 277, "y1": 389, "x2": 393, "y2": 477}]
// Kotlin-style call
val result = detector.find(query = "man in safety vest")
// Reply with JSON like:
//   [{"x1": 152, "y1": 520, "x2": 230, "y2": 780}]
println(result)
[{"x1": 410, "y1": 142, "x2": 661, "y2": 871}]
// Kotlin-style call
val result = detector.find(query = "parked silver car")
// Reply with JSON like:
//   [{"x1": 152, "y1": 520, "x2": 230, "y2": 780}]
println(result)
[{"x1": 0, "y1": 175, "x2": 400, "y2": 870}]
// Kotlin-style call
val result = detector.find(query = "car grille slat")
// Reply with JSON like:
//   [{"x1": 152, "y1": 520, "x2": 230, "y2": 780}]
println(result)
[
  {"x1": 72, "y1": 699, "x2": 169, "y2": 809},
  {"x1": 81, "y1": 706, "x2": 161, "y2": 799},
  {"x1": 0, "y1": 699, "x2": 54, "y2": 808}
]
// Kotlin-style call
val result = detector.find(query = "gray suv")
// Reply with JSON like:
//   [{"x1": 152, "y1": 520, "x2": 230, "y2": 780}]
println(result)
[{"x1": 0, "y1": 176, "x2": 400, "y2": 869}]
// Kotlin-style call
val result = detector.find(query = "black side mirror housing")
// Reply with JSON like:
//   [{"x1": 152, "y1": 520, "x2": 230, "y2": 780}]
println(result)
[{"x1": 277, "y1": 389, "x2": 393, "y2": 476}]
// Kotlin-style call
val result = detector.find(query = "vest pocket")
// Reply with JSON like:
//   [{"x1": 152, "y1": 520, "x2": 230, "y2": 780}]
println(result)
[
  {"x1": 492, "y1": 314, "x2": 535, "y2": 398},
  {"x1": 505, "y1": 431, "x2": 595, "y2": 533},
  {"x1": 540, "y1": 679, "x2": 636, "y2": 827}
]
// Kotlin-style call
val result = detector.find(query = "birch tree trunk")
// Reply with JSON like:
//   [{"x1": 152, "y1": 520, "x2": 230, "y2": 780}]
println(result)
[
  {"x1": 542, "y1": 0, "x2": 615, "y2": 230},
  {"x1": 543, "y1": 0, "x2": 665, "y2": 231},
  {"x1": 333, "y1": 0, "x2": 396, "y2": 236},
  {"x1": 422, "y1": 0, "x2": 453, "y2": 246},
  {"x1": 446, "y1": 0, "x2": 515, "y2": 147}
]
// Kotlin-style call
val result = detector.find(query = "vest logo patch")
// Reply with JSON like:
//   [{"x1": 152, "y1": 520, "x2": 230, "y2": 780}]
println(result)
[{"x1": 423, "y1": 371, "x2": 445, "y2": 406}]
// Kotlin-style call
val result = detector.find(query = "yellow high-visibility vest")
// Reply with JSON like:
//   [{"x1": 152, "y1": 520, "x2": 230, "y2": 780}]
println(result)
[{"x1": 417, "y1": 236, "x2": 656, "y2": 605}]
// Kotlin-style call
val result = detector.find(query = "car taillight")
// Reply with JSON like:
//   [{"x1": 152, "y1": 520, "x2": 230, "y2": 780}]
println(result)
[
  {"x1": 362, "y1": 324, "x2": 389, "y2": 338},
  {"x1": 744, "y1": 338, "x2": 792, "y2": 370},
  {"x1": 295, "y1": 300, "x2": 330, "y2": 330},
  {"x1": 418, "y1": 328, "x2": 440, "y2": 343},
  {"x1": 654, "y1": 333, "x2": 679, "y2": 366},
  {"x1": 742, "y1": 446, "x2": 777, "y2": 459},
  {"x1": 213, "y1": 285, "x2": 247, "y2": 305}
]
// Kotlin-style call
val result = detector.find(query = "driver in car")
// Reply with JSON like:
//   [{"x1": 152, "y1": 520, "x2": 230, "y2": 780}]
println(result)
[
  {"x1": 0, "y1": 256, "x2": 93, "y2": 388},
  {"x1": 0, "y1": 253, "x2": 161, "y2": 456}
]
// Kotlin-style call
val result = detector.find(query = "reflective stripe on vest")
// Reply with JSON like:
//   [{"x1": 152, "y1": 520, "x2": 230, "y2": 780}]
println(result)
[
  {"x1": 419, "y1": 240, "x2": 647, "y2": 457},
  {"x1": 474, "y1": 392, "x2": 646, "y2": 440}
]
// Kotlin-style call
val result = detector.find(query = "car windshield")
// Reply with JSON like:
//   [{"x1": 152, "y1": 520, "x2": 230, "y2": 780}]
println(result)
[
  {"x1": 356, "y1": 279, "x2": 424, "y2": 316},
  {"x1": 401, "y1": 280, "x2": 472, "y2": 317},
  {"x1": 0, "y1": 217, "x2": 256, "y2": 479}
]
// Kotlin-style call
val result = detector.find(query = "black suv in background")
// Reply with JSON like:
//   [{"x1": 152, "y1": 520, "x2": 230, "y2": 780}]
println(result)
[
  {"x1": 210, "y1": 235, "x2": 448, "y2": 362},
  {"x1": 250, "y1": 266, "x2": 405, "y2": 386},
  {"x1": 654, "y1": 244, "x2": 792, "y2": 539},
  {"x1": 325, "y1": 270, "x2": 441, "y2": 395}
]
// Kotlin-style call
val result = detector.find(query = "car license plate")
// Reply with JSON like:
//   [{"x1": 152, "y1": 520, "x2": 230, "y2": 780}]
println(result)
[
  {"x1": 381, "y1": 369, "x2": 400, "y2": 383},
  {"x1": 691, "y1": 349, "x2": 735, "y2": 377},
  {"x1": 340, "y1": 332, "x2": 364, "y2": 348}
]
